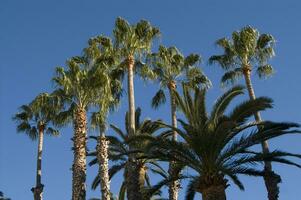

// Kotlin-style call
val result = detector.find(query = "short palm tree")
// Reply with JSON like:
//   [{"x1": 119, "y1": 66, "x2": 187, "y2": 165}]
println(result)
[
  {"x1": 85, "y1": 35, "x2": 122, "y2": 200},
  {"x1": 13, "y1": 93, "x2": 60, "y2": 200},
  {"x1": 209, "y1": 26, "x2": 280, "y2": 200},
  {"x1": 146, "y1": 85, "x2": 301, "y2": 200},
  {"x1": 89, "y1": 108, "x2": 168, "y2": 200},
  {"x1": 150, "y1": 45, "x2": 211, "y2": 200},
  {"x1": 112, "y1": 17, "x2": 160, "y2": 200},
  {"x1": 52, "y1": 56, "x2": 106, "y2": 200}
]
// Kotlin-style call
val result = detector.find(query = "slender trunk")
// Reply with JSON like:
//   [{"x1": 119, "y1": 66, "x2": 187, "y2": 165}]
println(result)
[
  {"x1": 72, "y1": 107, "x2": 87, "y2": 200},
  {"x1": 97, "y1": 135, "x2": 111, "y2": 200},
  {"x1": 125, "y1": 55, "x2": 143, "y2": 200},
  {"x1": 202, "y1": 185, "x2": 226, "y2": 200},
  {"x1": 169, "y1": 82, "x2": 177, "y2": 141},
  {"x1": 127, "y1": 55, "x2": 136, "y2": 137},
  {"x1": 168, "y1": 82, "x2": 180, "y2": 200},
  {"x1": 243, "y1": 67, "x2": 281, "y2": 200},
  {"x1": 31, "y1": 125, "x2": 44, "y2": 200}
]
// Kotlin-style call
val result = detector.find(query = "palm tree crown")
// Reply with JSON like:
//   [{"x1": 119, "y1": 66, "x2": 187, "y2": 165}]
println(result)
[
  {"x1": 150, "y1": 45, "x2": 211, "y2": 108},
  {"x1": 146, "y1": 85, "x2": 301, "y2": 200},
  {"x1": 84, "y1": 35, "x2": 123, "y2": 132},
  {"x1": 113, "y1": 17, "x2": 160, "y2": 61},
  {"x1": 52, "y1": 56, "x2": 108, "y2": 114},
  {"x1": 13, "y1": 93, "x2": 60, "y2": 139},
  {"x1": 209, "y1": 26, "x2": 275, "y2": 86}
]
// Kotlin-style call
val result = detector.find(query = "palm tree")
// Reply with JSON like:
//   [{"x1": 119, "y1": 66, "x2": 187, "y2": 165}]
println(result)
[
  {"x1": 146, "y1": 85, "x2": 301, "y2": 200},
  {"x1": 209, "y1": 26, "x2": 280, "y2": 200},
  {"x1": 13, "y1": 93, "x2": 60, "y2": 200},
  {"x1": 0, "y1": 191, "x2": 11, "y2": 200},
  {"x1": 85, "y1": 35, "x2": 122, "y2": 200},
  {"x1": 89, "y1": 108, "x2": 168, "y2": 200},
  {"x1": 149, "y1": 45, "x2": 211, "y2": 200},
  {"x1": 112, "y1": 17, "x2": 160, "y2": 200},
  {"x1": 52, "y1": 56, "x2": 106, "y2": 200}
]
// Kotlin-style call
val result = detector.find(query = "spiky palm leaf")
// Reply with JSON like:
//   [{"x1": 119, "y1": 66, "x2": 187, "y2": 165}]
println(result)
[
  {"x1": 145, "y1": 85, "x2": 301, "y2": 199},
  {"x1": 88, "y1": 108, "x2": 168, "y2": 199},
  {"x1": 13, "y1": 93, "x2": 61, "y2": 139}
]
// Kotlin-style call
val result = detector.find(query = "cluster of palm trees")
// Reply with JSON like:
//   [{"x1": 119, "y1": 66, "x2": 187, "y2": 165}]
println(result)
[{"x1": 13, "y1": 17, "x2": 301, "y2": 200}]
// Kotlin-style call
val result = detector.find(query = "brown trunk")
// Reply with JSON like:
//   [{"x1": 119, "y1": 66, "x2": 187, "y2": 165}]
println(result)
[
  {"x1": 31, "y1": 125, "x2": 44, "y2": 200},
  {"x1": 168, "y1": 81, "x2": 180, "y2": 200},
  {"x1": 97, "y1": 136, "x2": 111, "y2": 200},
  {"x1": 125, "y1": 160, "x2": 144, "y2": 200},
  {"x1": 202, "y1": 185, "x2": 227, "y2": 200},
  {"x1": 72, "y1": 107, "x2": 87, "y2": 200},
  {"x1": 139, "y1": 164, "x2": 147, "y2": 200},
  {"x1": 243, "y1": 67, "x2": 281, "y2": 200}
]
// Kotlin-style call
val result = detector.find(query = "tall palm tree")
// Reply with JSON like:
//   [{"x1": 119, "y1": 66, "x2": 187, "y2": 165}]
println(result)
[
  {"x1": 147, "y1": 85, "x2": 301, "y2": 200},
  {"x1": 89, "y1": 108, "x2": 168, "y2": 200},
  {"x1": 85, "y1": 35, "x2": 122, "y2": 200},
  {"x1": 13, "y1": 93, "x2": 60, "y2": 200},
  {"x1": 112, "y1": 17, "x2": 160, "y2": 200},
  {"x1": 209, "y1": 26, "x2": 280, "y2": 200},
  {"x1": 52, "y1": 56, "x2": 106, "y2": 200},
  {"x1": 150, "y1": 45, "x2": 211, "y2": 200}
]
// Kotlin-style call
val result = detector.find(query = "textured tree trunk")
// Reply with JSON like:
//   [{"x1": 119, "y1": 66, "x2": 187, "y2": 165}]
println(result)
[
  {"x1": 202, "y1": 185, "x2": 227, "y2": 200},
  {"x1": 125, "y1": 160, "x2": 144, "y2": 200},
  {"x1": 72, "y1": 107, "x2": 87, "y2": 200},
  {"x1": 97, "y1": 135, "x2": 111, "y2": 200},
  {"x1": 31, "y1": 125, "x2": 44, "y2": 200},
  {"x1": 138, "y1": 164, "x2": 147, "y2": 200},
  {"x1": 243, "y1": 67, "x2": 281, "y2": 200},
  {"x1": 168, "y1": 82, "x2": 180, "y2": 200}
]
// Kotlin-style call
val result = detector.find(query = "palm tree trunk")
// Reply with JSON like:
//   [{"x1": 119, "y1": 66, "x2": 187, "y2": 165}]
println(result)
[
  {"x1": 168, "y1": 82, "x2": 180, "y2": 200},
  {"x1": 202, "y1": 185, "x2": 226, "y2": 200},
  {"x1": 138, "y1": 164, "x2": 147, "y2": 200},
  {"x1": 97, "y1": 135, "x2": 111, "y2": 200},
  {"x1": 125, "y1": 55, "x2": 143, "y2": 200},
  {"x1": 169, "y1": 82, "x2": 177, "y2": 141},
  {"x1": 31, "y1": 125, "x2": 44, "y2": 200},
  {"x1": 127, "y1": 55, "x2": 136, "y2": 137},
  {"x1": 243, "y1": 67, "x2": 281, "y2": 200},
  {"x1": 72, "y1": 107, "x2": 87, "y2": 200},
  {"x1": 125, "y1": 160, "x2": 143, "y2": 200}
]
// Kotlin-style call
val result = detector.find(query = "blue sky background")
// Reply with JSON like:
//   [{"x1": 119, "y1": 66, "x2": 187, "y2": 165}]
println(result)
[{"x1": 1, "y1": 0, "x2": 301, "y2": 199}]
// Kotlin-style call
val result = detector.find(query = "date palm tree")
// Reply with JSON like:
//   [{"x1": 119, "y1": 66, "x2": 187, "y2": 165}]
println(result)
[
  {"x1": 13, "y1": 93, "x2": 60, "y2": 200},
  {"x1": 209, "y1": 26, "x2": 280, "y2": 200},
  {"x1": 112, "y1": 17, "x2": 160, "y2": 200},
  {"x1": 150, "y1": 45, "x2": 211, "y2": 200},
  {"x1": 147, "y1": 85, "x2": 301, "y2": 200},
  {"x1": 89, "y1": 108, "x2": 168, "y2": 200},
  {"x1": 52, "y1": 56, "x2": 107, "y2": 200},
  {"x1": 85, "y1": 35, "x2": 122, "y2": 200}
]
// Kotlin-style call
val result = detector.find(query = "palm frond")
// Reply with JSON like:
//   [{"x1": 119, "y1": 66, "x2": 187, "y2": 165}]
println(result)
[{"x1": 151, "y1": 89, "x2": 166, "y2": 109}]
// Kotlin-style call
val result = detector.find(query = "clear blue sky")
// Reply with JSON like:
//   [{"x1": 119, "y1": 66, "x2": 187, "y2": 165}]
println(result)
[{"x1": 1, "y1": 0, "x2": 301, "y2": 199}]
